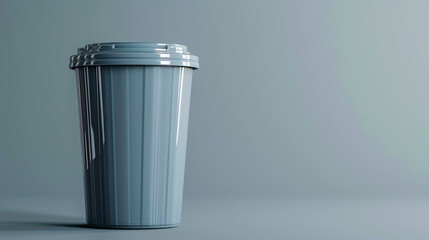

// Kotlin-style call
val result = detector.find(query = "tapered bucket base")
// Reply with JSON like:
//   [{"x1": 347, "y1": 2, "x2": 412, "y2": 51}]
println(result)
[
  {"x1": 87, "y1": 223, "x2": 180, "y2": 229},
  {"x1": 76, "y1": 66, "x2": 193, "y2": 231}
]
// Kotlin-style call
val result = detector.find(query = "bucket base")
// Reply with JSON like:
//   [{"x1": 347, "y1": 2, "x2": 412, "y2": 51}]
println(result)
[{"x1": 87, "y1": 223, "x2": 180, "y2": 229}]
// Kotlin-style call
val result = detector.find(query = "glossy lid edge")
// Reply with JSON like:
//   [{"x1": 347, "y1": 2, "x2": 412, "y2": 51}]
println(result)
[{"x1": 70, "y1": 42, "x2": 199, "y2": 69}]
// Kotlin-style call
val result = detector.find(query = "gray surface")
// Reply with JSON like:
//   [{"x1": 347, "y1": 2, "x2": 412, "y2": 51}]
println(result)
[
  {"x1": 1, "y1": 0, "x2": 429, "y2": 199},
  {"x1": 1, "y1": 0, "x2": 429, "y2": 238},
  {"x1": 1, "y1": 196, "x2": 429, "y2": 240}
]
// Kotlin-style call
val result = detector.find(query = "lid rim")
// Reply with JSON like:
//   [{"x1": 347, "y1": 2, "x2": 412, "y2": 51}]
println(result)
[{"x1": 70, "y1": 42, "x2": 199, "y2": 69}]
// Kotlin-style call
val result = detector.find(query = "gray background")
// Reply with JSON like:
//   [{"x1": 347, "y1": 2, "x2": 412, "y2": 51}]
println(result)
[{"x1": 1, "y1": 0, "x2": 429, "y2": 239}]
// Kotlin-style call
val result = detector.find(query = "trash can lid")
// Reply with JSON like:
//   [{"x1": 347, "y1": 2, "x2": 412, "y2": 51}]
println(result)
[{"x1": 70, "y1": 42, "x2": 199, "y2": 69}]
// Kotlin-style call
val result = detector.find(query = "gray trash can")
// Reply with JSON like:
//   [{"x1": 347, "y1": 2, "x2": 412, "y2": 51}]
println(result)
[{"x1": 69, "y1": 42, "x2": 199, "y2": 229}]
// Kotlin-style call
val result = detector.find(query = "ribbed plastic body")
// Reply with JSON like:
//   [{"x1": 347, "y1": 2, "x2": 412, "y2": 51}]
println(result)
[{"x1": 75, "y1": 66, "x2": 193, "y2": 228}]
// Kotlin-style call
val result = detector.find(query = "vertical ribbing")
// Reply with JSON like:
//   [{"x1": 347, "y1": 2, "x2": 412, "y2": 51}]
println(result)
[
  {"x1": 126, "y1": 67, "x2": 131, "y2": 223},
  {"x1": 176, "y1": 68, "x2": 185, "y2": 145},
  {"x1": 78, "y1": 65, "x2": 193, "y2": 228},
  {"x1": 99, "y1": 66, "x2": 117, "y2": 226},
  {"x1": 128, "y1": 67, "x2": 143, "y2": 224},
  {"x1": 77, "y1": 68, "x2": 91, "y2": 224},
  {"x1": 97, "y1": 66, "x2": 107, "y2": 225},
  {"x1": 140, "y1": 67, "x2": 145, "y2": 225},
  {"x1": 154, "y1": 67, "x2": 160, "y2": 224},
  {"x1": 112, "y1": 66, "x2": 131, "y2": 224},
  {"x1": 110, "y1": 68, "x2": 118, "y2": 225},
  {"x1": 164, "y1": 69, "x2": 174, "y2": 223},
  {"x1": 84, "y1": 67, "x2": 95, "y2": 224},
  {"x1": 94, "y1": 67, "x2": 102, "y2": 224},
  {"x1": 85, "y1": 69, "x2": 92, "y2": 223}
]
